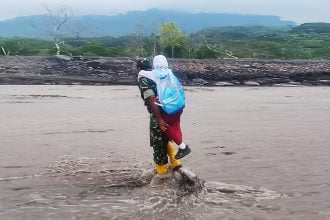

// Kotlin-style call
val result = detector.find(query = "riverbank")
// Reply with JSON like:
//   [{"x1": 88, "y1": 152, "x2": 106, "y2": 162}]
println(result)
[{"x1": 1, "y1": 56, "x2": 330, "y2": 86}]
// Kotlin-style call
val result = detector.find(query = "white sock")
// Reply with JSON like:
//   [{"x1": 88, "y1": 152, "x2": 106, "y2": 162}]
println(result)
[{"x1": 179, "y1": 143, "x2": 186, "y2": 150}]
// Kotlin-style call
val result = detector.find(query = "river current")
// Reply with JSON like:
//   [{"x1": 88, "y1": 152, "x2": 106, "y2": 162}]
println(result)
[{"x1": 0, "y1": 86, "x2": 329, "y2": 219}]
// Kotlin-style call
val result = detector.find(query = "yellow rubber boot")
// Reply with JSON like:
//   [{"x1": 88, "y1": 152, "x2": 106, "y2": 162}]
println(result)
[
  {"x1": 155, "y1": 164, "x2": 168, "y2": 175},
  {"x1": 167, "y1": 141, "x2": 182, "y2": 169}
]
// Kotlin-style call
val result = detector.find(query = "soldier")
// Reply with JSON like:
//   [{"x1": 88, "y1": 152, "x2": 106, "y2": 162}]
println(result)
[{"x1": 136, "y1": 58, "x2": 190, "y2": 176}]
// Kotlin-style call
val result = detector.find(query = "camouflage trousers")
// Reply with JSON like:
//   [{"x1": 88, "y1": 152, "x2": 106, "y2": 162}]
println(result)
[{"x1": 150, "y1": 114, "x2": 169, "y2": 165}]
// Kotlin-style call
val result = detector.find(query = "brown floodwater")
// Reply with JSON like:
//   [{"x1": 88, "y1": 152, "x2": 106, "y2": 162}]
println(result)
[{"x1": 0, "y1": 85, "x2": 329, "y2": 220}]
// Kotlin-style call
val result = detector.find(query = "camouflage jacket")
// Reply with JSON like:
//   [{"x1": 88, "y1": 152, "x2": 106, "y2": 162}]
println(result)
[{"x1": 137, "y1": 77, "x2": 157, "y2": 113}]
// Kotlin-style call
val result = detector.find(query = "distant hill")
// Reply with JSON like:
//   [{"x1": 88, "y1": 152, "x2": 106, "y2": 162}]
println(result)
[
  {"x1": 192, "y1": 26, "x2": 292, "y2": 42},
  {"x1": 289, "y1": 23, "x2": 330, "y2": 34},
  {"x1": 0, "y1": 9, "x2": 295, "y2": 38}
]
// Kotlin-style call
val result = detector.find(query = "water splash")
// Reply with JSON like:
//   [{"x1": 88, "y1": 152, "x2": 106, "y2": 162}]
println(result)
[{"x1": 1, "y1": 156, "x2": 285, "y2": 220}]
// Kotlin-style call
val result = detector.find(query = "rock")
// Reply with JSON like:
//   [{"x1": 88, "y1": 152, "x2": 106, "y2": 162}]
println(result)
[
  {"x1": 173, "y1": 169, "x2": 183, "y2": 182},
  {"x1": 287, "y1": 81, "x2": 301, "y2": 85},
  {"x1": 192, "y1": 78, "x2": 208, "y2": 85},
  {"x1": 274, "y1": 83, "x2": 299, "y2": 87},
  {"x1": 177, "y1": 167, "x2": 198, "y2": 183},
  {"x1": 55, "y1": 55, "x2": 72, "y2": 61},
  {"x1": 319, "y1": 79, "x2": 330, "y2": 85},
  {"x1": 214, "y1": 81, "x2": 235, "y2": 86},
  {"x1": 98, "y1": 73, "x2": 109, "y2": 77},
  {"x1": 243, "y1": 81, "x2": 260, "y2": 86}
]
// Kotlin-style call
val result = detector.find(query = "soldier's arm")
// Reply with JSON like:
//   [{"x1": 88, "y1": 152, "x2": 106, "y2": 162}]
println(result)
[
  {"x1": 138, "y1": 77, "x2": 169, "y2": 131},
  {"x1": 147, "y1": 96, "x2": 169, "y2": 131}
]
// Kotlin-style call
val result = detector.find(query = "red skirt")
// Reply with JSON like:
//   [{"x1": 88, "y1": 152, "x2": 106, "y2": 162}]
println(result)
[{"x1": 161, "y1": 110, "x2": 183, "y2": 145}]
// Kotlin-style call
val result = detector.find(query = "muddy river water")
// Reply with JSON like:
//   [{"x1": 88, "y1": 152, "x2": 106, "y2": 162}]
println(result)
[{"x1": 0, "y1": 85, "x2": 329, "y2": 220}]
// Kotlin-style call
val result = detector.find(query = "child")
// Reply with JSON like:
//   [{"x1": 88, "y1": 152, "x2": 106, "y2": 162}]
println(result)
[{"x1": 152, "y1": 55, "x2": 191, "y2": 160}]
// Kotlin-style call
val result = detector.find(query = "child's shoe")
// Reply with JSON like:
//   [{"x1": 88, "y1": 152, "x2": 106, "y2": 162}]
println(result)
[{"x1": 175, "y1": 145, "x2": 191, "y2": 159}]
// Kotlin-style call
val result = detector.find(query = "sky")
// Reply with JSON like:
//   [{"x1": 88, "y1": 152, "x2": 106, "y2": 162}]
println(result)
[{"x1": 0, "y1": 0, "x2": 329, "y2": 23}]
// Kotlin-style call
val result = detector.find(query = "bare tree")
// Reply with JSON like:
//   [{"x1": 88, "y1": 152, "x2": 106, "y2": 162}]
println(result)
[
  {"x1": 150, "y1": 33, "x2": 160, "y2": 57},
  {"x1": 150, "y1": 21, "x2": 160, "y2": 57},
  {"x1": 45, "y1": 6, "x2": 71, "y2": 55},
  {"x1": 184, "y1": 37, "x2": 197, "y2": 59},
  {"x1": 197, "y1": 31, "x2": 237, "y2": 59},
  {"x1": 0, "y1": 38, "x2": 9, "y2": 56},
  {"x1": 1, "y1": 46, "x2": 9, "y2": 56},
  {"x1": 67, "y1": 22, "x2": 88, "y2": 40},
  {"x1": 132, "y1": 24, "x2": 145, "y2": 57},
  {"x1": 203, "y1": 37, "x2": 238, "y2": 59}
]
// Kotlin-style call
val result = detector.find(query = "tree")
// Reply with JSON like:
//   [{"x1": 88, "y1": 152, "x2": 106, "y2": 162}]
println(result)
[
  {"x1": 44, "y1": 6, "x2": 86, "y2": 56},
  {"x1": 132, "y1": 24, "x2": 145, "y2": 57},
  {"x1": 71, "y1": 22, "x2": 88, "y2": 40},
  {"x1": 160, "y1": 22, "x2": 187, "y2": 58},
  {"x1": 1, "y1": 46, "x2": 9, "y2": 56},
  {"x1": 150, "y1": 21, "x2": 161, "y2": 57},
  {"x1": 202, "y1": 37, "x2": 238, "y2": 59},
  {"x1": 0, "y1": 38, "x2": 9, "y2": 56},
  {"x1": 44, "y1": 6, "x2": 73, "y2": 55}
]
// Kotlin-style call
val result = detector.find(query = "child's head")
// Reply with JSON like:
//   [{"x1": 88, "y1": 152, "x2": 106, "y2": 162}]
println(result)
[
  {"x1": 153, "y1": 55, "x2": 168, "y2": 69},
  {"x1": 136, "y1": 58, "x2": 152, "y2": 72}
]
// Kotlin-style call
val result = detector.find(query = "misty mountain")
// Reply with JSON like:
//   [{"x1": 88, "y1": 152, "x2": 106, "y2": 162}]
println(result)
[{"x1": 0, "y1": 9, "x2": 296, "y2": 39}]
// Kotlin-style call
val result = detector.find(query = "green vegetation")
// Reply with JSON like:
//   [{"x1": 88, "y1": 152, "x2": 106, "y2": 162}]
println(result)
[
  {"x1": 1, "y1": 22, "x2": 330, "y2": 59},
  {"x1": 0, "y1": 38, "x2": 52, "y2": 56},
  {"x1": 160, "y1": 22, "x2": 188, "y2": 58}
]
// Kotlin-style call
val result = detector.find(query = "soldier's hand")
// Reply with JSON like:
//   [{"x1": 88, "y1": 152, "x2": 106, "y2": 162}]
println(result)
[{"x1": 158, "y1": 119, "x2": 169, "y2": 131}]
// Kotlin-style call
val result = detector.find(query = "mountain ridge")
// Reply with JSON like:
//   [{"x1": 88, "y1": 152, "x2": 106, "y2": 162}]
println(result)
[{"x1": 0, "y1": 9, "x2": 296, "y2": 38}]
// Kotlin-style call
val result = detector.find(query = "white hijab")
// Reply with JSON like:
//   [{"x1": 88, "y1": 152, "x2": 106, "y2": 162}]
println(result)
[
  {"x1": 153, "y1": 55, "x2": 168, "y2": 69},
  {"x1": 137, "y1": 55, "x2": 170, "y2": 82}
]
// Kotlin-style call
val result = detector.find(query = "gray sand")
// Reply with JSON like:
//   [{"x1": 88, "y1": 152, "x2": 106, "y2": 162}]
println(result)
[{"x1": 0, "y1": 85, "x2": 329, "y2": 219}]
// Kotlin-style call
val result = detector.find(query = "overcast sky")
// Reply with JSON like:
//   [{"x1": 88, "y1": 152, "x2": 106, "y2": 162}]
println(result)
[{"x1": 1, "y1": 0, "x2": 329, "y2": 23}]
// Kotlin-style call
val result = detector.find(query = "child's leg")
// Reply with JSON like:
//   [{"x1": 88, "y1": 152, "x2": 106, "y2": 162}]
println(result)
[
  {"x1": 161, "y1": 111, "x2": 191, "y2": 160},
  {"x1": 161, "y1": 110, "x2": 183, "y2": 145},
  {"x1": 165, "y1": 120, "x2": 182, "y2": 145}
]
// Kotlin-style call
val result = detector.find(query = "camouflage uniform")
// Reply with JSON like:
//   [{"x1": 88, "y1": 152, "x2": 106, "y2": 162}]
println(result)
[{"x1": 138, "y1": 77, "x2": 169, "y2": 165}]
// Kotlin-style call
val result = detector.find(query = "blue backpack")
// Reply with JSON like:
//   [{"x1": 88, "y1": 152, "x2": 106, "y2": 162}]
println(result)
[{"x1": 154, "y1": 68, "x2": 185, "y2": 115}]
